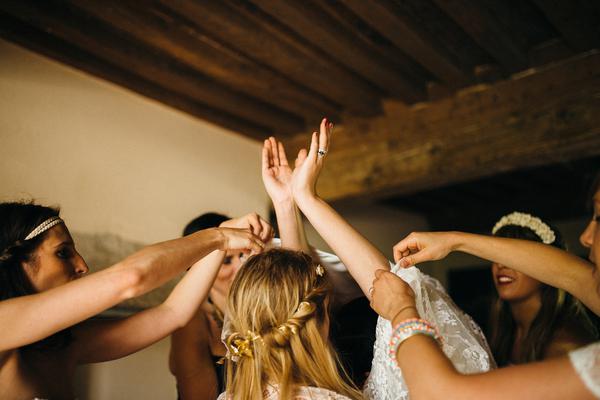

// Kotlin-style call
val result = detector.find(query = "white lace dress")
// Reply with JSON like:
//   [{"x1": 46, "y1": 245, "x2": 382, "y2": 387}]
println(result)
[
  {"x1": 217, "y1": 385, "x2": 352, "y2": 399},
  {"x1": 570, "y1": 341, "x2": 600, "y2": 398},
  {"x1": 363, "y1": 265, "x2": 496, "y2": 400}
]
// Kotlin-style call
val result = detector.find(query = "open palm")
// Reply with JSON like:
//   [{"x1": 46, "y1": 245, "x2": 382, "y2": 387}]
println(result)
[{"x1": 262, "y1": 137, "x2": 293, "y2": 204}]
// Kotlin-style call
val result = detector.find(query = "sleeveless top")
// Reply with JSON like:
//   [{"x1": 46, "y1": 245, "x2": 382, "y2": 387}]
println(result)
[{"x1": 570, "y1": 341, "x2": 600, "y2": 398}]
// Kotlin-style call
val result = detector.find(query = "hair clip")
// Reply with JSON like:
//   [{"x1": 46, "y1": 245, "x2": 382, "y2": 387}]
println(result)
[{"x1": 315, "y1": 264, "x2": 325, "y2": 277}]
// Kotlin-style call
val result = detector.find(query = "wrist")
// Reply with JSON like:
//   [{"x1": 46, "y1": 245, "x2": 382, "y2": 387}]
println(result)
[
  {"x1": 207, "y1": 227, "x2": 226, "y2": 251},
  {"x1": 294, "y1": 190, "x2": 319, "y2": 209},
  {"x1": 391, "y1": 305, "x2": 419, "y2": 326},
  {"x1": 449, "y1": 231, "x2": 466, "y2": 252}
]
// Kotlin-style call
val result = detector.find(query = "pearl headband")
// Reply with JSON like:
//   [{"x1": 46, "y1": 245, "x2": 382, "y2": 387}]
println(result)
[
  {"x1": 492, "y1": 212, "x2": 555, "y2": 244},
  {"x1": 25, "y1": 217, "x2": 64, "y2": 240}
]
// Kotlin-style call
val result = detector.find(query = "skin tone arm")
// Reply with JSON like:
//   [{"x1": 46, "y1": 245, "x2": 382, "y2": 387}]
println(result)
[
  {"x1": 370, "y1": 269, "x2": 594, "y2": 400},
  {"x1": 290, "y1": 118, "x2": 390, "y2": 296},
  {"x1": 73, "y1": 214, "x2": 272, "y2": 364},
  {"x1": 262, "y1": 136, "x2": 311, "y2": 253},
  {"x1": 0, "y1": 226, "x2": 264, "y2": 352},
  {"x1": 392, "y1": 231, "x2": 600, "y2": 315}
]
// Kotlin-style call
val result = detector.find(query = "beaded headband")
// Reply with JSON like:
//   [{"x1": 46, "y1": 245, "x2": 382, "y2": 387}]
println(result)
[
  {"x1": 492, "y1": 212, "x2": 555, "y2": 245},
  {"x1": 24, "y1": 216, "x2": 64, "y2": 240}
]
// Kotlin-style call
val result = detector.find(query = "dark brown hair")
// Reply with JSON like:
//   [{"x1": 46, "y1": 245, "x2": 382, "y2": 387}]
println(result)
[{"x1": 489, "y1": 223, "x2": 598, "y2": 366}]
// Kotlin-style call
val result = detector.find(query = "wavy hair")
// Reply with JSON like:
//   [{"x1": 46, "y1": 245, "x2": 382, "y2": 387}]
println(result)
[{"x1": 224, "y1": 249, "x2": 362, "y2": 400}]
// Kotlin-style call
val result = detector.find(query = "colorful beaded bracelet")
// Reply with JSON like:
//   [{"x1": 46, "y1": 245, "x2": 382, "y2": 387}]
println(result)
[{"x1": 388, "y1": 318, "x2": 441, "y2": 366}]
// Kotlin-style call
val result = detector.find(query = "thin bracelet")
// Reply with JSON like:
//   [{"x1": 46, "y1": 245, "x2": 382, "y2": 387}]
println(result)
[{"x1": 390, "y1": 305, "x2": 418, "y2": 324}]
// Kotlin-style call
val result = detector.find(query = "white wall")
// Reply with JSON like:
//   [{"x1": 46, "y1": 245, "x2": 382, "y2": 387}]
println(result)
[
  {"x1": 0, "y1": 39, "x2": 268, "y2": 244},
  {"x1": 0, "y1": 38, "x2": 268, "y2": 399}
]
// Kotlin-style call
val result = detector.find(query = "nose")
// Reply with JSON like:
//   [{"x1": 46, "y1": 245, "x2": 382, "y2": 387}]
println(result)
[
  {"x1": 579, "y1": 219, "x2": 595, "y2": 249},
  {"x1": 75, "y1": 254, "x2": 89, "y2": 276}
]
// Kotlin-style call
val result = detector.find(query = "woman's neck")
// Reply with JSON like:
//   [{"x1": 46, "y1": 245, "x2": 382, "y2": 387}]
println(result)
[{"x1": 509, "y1": 293, "x2": 542, "y2": 337}]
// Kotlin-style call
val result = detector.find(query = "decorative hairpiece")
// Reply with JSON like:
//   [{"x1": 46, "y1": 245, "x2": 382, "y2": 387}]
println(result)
[
  {"x1": 24, "y1": 217, "x2": 63, "y2": 241},
  {"x1": 225, "y1": 330, "x2": 262, "y2": 362},
  {"x1": 315, "y1": 264, "x2": 325, "y2": 277},
  {"x1": 492, "y1": 212, "x2": 556, "y2": 244}
]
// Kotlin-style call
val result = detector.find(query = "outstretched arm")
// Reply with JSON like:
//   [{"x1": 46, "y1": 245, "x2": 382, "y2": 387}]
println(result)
[
  {"x1": 393, "y1": 231, "x2": 599, "y2": 315},
  {"x1": 72, "y1": 214, "x2": 272, "y2": 363},
  {"x1": 262, "y1": 136, "x2": 310, "y2": 253},
  {"x1": 291, "y1": 118, "x2": 389, "y2": 296},
  {"x1": 370, "y1": 269, "x2": 594, "y2": 400},
  {"x1": 0, "y1": 225, "x2": 265, "y2": 352}
]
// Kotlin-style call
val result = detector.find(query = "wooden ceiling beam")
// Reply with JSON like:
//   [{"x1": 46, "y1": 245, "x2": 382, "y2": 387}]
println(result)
[
  {"x1": 0, "y1": 0, "x2": 305, "y2": 136},
  {"x1": 431, "y1": 0, "x2": 529, "y2": 72},
  {"x1": 0, "y1": 13, "x2": 271, "y2": 139},
  {"x1": 340, "y1": 0, "x2": 474, "y2": 87},
  {"x1": 161, "y1": 0, "x2": 382, "y2": 117},
  {"x1": 531, "y1": 0, "x2": 600, "y2": 52},
  {"x1": 69, "y1": 0, "x2": 338, "y2": 124},
  {"x1": 249, "y1": 0, "x2": 425, "y2": 102},
  {"x1": 285, "y1": 51, "x2": 600, "y2": 201}
]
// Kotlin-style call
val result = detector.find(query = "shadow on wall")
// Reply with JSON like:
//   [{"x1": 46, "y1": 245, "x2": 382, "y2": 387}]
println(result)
[{"x1": 73, "y1": 232, "x2": 179, "y2": 313}]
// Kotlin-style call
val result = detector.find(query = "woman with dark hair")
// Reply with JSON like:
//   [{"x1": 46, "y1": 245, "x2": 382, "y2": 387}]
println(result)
[
  {"x1": 488, "y1": 212, "x2": 597, "y2": 365},
  {"x1": 170, "y1": 212, "x2": 266, "y2": 399},
  {"x1": 0, "y1": 201, "x2": 267, "y2": 399},
  {"x1": 369, "y1": 172, "x2": 600, "y2": 399}
]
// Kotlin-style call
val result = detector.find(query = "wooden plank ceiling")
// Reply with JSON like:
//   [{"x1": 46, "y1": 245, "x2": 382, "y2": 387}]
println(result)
[
  {"x1": 1, "y1": 0, "x2": 599, "y2": 225},
  {"x1": 2, "y1": 0, "x2": 599, "y2": 140}
]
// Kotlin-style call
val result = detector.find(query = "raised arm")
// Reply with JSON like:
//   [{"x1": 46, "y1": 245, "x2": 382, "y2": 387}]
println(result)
[
  {"x1": 262, "y1": 136, "x2": 310, "y2": 253},
  {"x1": 370, "y1": 269, "x2": 595, "y2": 400},
  {"x1": 393, "y1": 231, "x2": 599, "y2": 315},
  {"x1": 72, "y1": 214, "x2": 272, "y2": 363},
  {"x1": 291, "y1": 118, "x2": 389, "y2": 296},
  {"x1": 0, "y1": 226, "x2": 264, "y2": 352}
]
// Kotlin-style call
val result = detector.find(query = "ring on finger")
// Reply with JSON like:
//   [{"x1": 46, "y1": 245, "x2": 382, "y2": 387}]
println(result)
[{"x1": 317, "y1": 148, "x2": 327, "y2": 157}]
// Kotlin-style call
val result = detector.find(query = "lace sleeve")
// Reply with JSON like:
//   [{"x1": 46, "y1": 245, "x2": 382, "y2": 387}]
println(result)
[
  {"x1": 569, "y1": 342, "x2": 600, "y2": 398},
  {"x1": 364, "y1": 265, "x2": 496, "y2": 400}
]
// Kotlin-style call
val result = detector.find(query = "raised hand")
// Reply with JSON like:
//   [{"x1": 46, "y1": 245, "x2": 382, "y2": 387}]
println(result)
[
  {"x1": 262, "y1": 137, "x2": 294, "y2": 204},
  {"x1": 215, "y1": 227, "x2": 265, "y2": 254},
  {"x1": 291, "y1": 117, "x2": 334, "y2": 203},
  {"x1": 393, "y1": 232, "x2": 457, "y2": 267},
  {"x1": 219, "y1": 213, "x2": 273, "y2": 243},
  {"x1": 370, "y1": 269, "x2": 418, "y2": 323}
]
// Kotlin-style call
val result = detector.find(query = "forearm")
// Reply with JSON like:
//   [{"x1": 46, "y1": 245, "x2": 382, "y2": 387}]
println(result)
[
  {"x1": 452, "y1": 232, "x2": 599, "y2": 314},
  {"x1": 397, "y1": 336, "x2": 591, "y2": 400},
  {"x1": 163, "y1": 250, "x2": 225, "y2": 326},
  {"x1": 296, "y1": 195, "x2": 389, "y2": 295},
  {"x1": 273, "y1": 200, "x2": 310, "y2": 253},
  {"x1": 118, "y1": 228, "x2": 222, "y2": 297},
  {"x1": 75, "y1": 251, "x2": 226, "y2": 363}
]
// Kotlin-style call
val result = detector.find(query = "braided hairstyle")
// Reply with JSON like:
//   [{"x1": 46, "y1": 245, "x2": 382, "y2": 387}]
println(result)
[
  {"x1": 225, "y1": 249, "x2": 361, "y2": 400},
  {"x1": 0, "y1": 201, "x2": 72, "y2": 349}
]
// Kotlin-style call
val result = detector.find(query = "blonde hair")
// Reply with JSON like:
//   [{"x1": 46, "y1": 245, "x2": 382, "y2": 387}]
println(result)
[{"x1": 224, "y1": 249, "x2": 362, "y2": 400}]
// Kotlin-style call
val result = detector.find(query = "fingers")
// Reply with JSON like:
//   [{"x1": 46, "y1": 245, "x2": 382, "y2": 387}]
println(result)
[
  {"x1": 295, "y1": 148, "x2": 308, "y2": 168},
  {"x1": 319, "y1": 118, "x2": 331, "y2": 155},
  {"x1": 393, "y1": 235, "x2": 420, "y2": 263},
  {"x1": 258, "y1": 216, "x2": 273, "y2": 242},
  {"x1": 306, "y1": 131, "x2": 318, "y2": 161},
  {"x1": 278, "y1": 141, "x2": 289, "y2": 166},
  {"x1": 261, "y1": 140, "x2": 271, "y2": 172},
  {"x1": 374, "y1": 268, "x2": 386, "y2": 279},
  {"x1": 269, "y1": 137, "x2": 280, "y2": 166}
]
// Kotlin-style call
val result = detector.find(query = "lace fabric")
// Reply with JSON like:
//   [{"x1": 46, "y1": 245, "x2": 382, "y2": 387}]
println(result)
[
  {"x1": 569, "y1": 341, "x2": 600, "y2": 398},
  {"x1": 363, "y1": 265, "x2": 496, "y2": 400},
  {"x1": 218, "y1": 385, "x2": 353, "y2": 399}
]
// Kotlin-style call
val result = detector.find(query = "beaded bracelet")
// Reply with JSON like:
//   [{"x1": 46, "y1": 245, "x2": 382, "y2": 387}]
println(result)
[{"x1": 388, "y1": 318, "x2": 441, "y2": 367}]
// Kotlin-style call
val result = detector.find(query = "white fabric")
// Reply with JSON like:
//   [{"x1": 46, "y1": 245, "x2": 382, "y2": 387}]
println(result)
[
  {"x1": 570, "y1": 341, "x2": 600, "y2": 398},
  {"x1": 218, "y1": 385, "x2": 352, "y2": 399},
  {"x1": 363, "y1": 265, "x2": 496, "y2": 400}
]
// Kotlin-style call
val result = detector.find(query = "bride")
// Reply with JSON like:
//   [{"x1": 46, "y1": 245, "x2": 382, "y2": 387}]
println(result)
[{"x1": 218, "y1": 119, "x2": 493, "y2": 399}]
